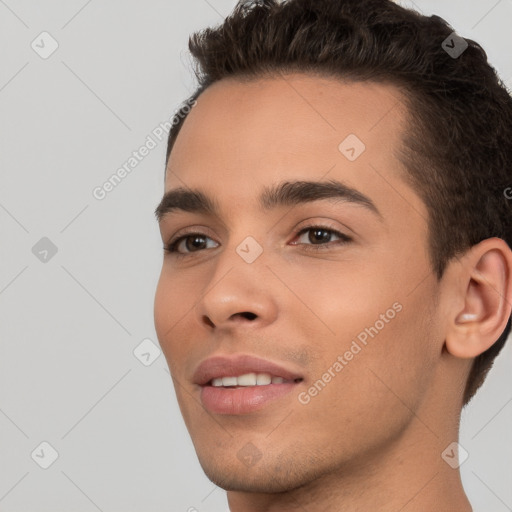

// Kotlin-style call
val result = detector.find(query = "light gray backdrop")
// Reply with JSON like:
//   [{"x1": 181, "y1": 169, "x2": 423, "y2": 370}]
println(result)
[{"x1": 0, "y1": 1, "x2": 511, "y2": 511}]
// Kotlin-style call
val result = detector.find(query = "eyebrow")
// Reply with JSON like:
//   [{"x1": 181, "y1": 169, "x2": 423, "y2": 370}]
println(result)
[{"x1": 154, "y1": 179, "x2": 381, "y2": 223}]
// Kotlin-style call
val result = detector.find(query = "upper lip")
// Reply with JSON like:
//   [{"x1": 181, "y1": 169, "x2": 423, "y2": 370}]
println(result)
[{"x1": 193, "y1": 354, "x2": 304, "y2": 386}]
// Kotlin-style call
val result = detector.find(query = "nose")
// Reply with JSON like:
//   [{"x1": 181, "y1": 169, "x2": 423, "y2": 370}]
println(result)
[
  {"x1": 201, "y1": 309, "x2": 258, "y2": 328},
  {"x1": 194, "y1": 249, "x2": 279, "y2": 332}
]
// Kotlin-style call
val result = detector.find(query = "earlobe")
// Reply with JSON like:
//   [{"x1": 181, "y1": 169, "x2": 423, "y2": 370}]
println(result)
[{"x1": 445, "y1": 238, "x2": 512, "y2": 359}]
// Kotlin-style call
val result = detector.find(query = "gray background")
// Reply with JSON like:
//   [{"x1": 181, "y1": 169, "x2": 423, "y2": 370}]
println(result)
[{"x1": 0, "y1": 0, "x2": 511, "y2": 510}]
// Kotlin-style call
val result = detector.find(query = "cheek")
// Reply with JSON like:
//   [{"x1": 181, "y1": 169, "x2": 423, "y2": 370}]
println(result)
[
  {"x1": 154, "y1": 270, "x2": 193, "y2": 368},
  {"x1": 275, "y1": 258, "x2": 391, "y2": 337},
  {"x1": 154, "y1": 263, "x2": 202, "y2": 320},
  {"x1": 154, "y1": 274, "x2": 171, "y2": 342},
  {"x1": 358, "y1": 294, "x2": 438, "y2": 411},
  {"x1": 286, "y1": 256, "x2": 438, "y2": 404},
  {"x1": 292, "y1": 302, "x2": 437, "y2": 453}
]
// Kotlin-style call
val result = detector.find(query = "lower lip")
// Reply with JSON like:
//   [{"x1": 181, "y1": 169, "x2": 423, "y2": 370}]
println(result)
[{"x1": 200, "y1": 382, "x2": 299, "y2": 415}]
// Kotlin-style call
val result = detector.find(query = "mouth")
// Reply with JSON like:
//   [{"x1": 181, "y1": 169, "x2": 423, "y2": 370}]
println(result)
[
  {"x1": 193, "y1": 354, "x2": 305, "y2": 415},
  {"x1": 206, "y1": 372, "x2": 304, "y2": 388}
]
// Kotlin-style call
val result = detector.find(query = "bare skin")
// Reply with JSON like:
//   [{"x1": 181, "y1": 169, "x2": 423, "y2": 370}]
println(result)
[{"x1": 154, "y1": 73, "x2": 512, "y2": 511}]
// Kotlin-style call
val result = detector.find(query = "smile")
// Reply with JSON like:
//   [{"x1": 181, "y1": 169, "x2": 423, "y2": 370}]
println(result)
[
  {"x1": 209, "y1": 372, "x2": 301, "y2": 387},
  {"x1": 193, "y1": 354, "x2": 305, "y2": 414}
]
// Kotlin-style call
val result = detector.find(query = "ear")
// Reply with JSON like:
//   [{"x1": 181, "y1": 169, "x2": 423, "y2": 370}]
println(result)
[{"x1": 445, "y1": 238, "x2": 512, "y2": 359}]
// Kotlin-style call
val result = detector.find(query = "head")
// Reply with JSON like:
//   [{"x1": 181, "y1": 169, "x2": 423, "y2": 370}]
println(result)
[{"x1": 154, "y1": 0, "x2": 512, "y2": 494}]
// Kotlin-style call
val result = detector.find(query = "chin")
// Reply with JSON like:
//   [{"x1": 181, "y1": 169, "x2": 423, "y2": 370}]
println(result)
[
  {"x1": 201, "y1": 466, "x2": 300, "y2": 493},
  {"x1": 196, "y1": 449, "x2": 328, "y2": 494}
]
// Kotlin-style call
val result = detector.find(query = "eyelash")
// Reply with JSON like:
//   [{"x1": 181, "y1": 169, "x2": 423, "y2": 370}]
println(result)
[{"x1": 163, "y1": 224, "x2": 352, "y2": 257}]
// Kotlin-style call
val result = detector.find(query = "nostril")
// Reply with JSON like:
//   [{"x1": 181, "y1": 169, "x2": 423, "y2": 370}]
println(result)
[
  {"x1": 240, "y1": 312, "x2": 257, "y2": 320},
  {"x1": 202, "y1": 315, "x2": 215, "y2": 327}
]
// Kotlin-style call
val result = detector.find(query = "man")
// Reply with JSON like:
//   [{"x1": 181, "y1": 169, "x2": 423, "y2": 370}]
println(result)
[{"x1": 153, "y1": 0, "x2": 512, "y2": 510}]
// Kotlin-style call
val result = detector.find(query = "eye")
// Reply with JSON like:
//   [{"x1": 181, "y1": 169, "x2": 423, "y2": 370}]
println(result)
[
  {"x1": 164, "y1": 233, "x2": 218, "y2": 256},
  {"x1": 163, "y1": 224, "x2": 352, "y2": 257},
  {"x1": 291, "y1": 225, "x2": 352, "y2": 250}
]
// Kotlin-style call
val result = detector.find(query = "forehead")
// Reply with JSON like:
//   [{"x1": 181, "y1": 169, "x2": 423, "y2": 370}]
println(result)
[{"x1": 164, "y1": 73, "x2": 422, "y2": 219}]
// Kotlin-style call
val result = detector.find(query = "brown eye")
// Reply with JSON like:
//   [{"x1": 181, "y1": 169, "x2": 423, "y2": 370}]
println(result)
[
  {"x1": 165, "y1": 233, "x2": 218, "y2": 255},
  {"x1": 305, "y1": 228, "x2": 334, "y2": 244},
  {"x1": 294, "y1": 226, "x2": 351, "y2": 247}
]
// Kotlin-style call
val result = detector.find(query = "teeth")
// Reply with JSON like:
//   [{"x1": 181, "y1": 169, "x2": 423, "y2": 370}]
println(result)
[
  {"x1": 237, "y1": 373, "x2": 257, "y2": 386},
  {"x1": 256, "y1": 373, "x2": 271, "y2": 385},
  {"x1": 222, "y1": 376, "x2": 238, "y2": 387},
  {"x1": 210, "y1": 372, "x2": 290, "y2": 387}
]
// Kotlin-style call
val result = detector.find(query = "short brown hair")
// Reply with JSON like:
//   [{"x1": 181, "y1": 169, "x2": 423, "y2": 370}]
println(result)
[{"x1": 164, "y1": 0, "x2": 512, "y2": 406}]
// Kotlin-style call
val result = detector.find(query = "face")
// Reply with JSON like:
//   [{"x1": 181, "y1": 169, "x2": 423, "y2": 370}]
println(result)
[{"x1": 154, "y1": 74, "x2": 445, "y2": 492}]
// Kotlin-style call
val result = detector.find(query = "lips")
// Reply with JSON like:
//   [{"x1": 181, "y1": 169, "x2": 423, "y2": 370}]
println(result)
[
  {"x1": 193, "y1": 354, "x2": 303, "y2": 386},
  {"x1": 193, "y1": 354, "x2": 304, "y2": 415}
]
